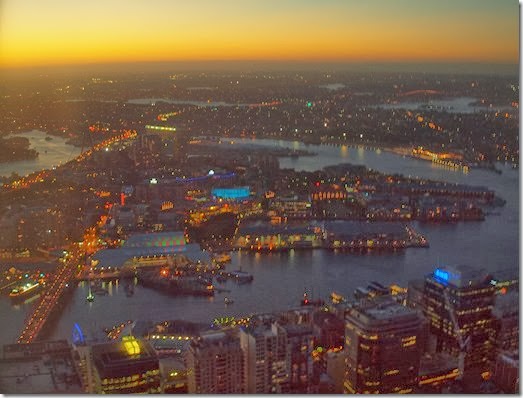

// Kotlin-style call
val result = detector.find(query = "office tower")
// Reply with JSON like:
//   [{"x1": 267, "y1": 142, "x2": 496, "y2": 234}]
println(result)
[
  {"x1": 86, "y1": 336, "x2": 161, "y2": 394},
  {"x1": 344, "y1": 295, "x2": 424, "y2": 394},
  {"x1": 279, "y1": 322, "x2": 315, "y2": 393},
  {"x1": 312, "y1": 310, "x2": 345, "y2": 350},
  {"x1": 186, "y1": 330, "x2": 245, "y2": 394},
  {"x1": 423, "y1": 265, "x2": 496, "y2": 377},
  {"x1": 326, "y1": 350, "x2": 345, "y2": 393},
  {"x1": 417, "y1": 352, "x2": 459, "y2": 393},
  {"x1": 492, "y1": 351, "x2": 519, "y2": 393},
  {"x1": 240, "y1": 322, "x2": 289, "y2": 393},
  {"x1": 491, "y1": 291, "x2": 519, "y2": 354}
]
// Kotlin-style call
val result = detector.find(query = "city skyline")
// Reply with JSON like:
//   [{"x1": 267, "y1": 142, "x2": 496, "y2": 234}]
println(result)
[
  {"x1": 0, "y1": 0, "x2": 518, "y2": 394},
  {"x1": 0, "y1": 0, "x2": 519, "y2": 69}
]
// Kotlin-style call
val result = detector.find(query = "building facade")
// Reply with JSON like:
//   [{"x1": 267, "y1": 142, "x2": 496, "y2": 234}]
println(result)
[
  {"x1": 344, "y1": 295, "x2": 424, "y2": 394},
  {"x1": 186, "y1": 330, "x2": 245, "y2": 394},
  {"x1": 490, "y1": 291, "x2": 519, "y2": 355},
  {"x1": 88, "y1": 337, "x2": 161, "y2": 394},
  {"x1": 422, "y1": 265, "x2": 496, "y2": 376},
  {"x1": 240, "y1": 322, "x2": 289, "y2": 393},
  {"x1": 492, "y1": 351, "x2": 519, "y2": 393}
]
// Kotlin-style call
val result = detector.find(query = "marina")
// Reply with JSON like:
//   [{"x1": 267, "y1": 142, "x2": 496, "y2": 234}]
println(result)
[{"x1": 0, "y1": 140, "x2": 518, "y2": 346}]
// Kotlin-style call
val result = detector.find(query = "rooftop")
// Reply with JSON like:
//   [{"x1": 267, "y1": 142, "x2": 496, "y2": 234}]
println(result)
[
  {"x1": 430, "y1": 264, "x2": 491, "y2": 288},
  {"x1": 92, "y1": 242, "x2": 211, "y2": 267},
  {"x1": 348, "y1": 295, "x2": 421, "y2": 325},
  {"x1": 238, "y1": 221, "x2": 315, "y2": 236},
  {"x1": 323, "y1": 221, "x2": 407, "y2": 237},
  {"x1": 91, "y1": 337, "x2": 157, "y2": 363},
  {"x1": 492, "y1": 291, "x2": 519, "y2": 317},
  {"x1": 419, "y1": 352, "x2": 459, "y2": 376},
  {"x1": 0, "y1": 340, "x2": 82, "y2": 394},
  {"x1": 91, "y1": 338, "x2": 159, "y2": 379},
  {"x1": 123, "y1": 231, "x2": 186, "y2": 248}
]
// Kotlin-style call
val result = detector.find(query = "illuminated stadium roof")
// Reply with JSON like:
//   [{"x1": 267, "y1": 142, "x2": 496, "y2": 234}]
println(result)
[{"x1": 123, "y1": 232, "x2": 186, "y2": 248}]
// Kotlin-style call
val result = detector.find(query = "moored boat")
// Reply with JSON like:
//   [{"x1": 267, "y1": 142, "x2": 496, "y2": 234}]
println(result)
[
  {"x1": 9, "y1": 281, "x2": 42, "y2": 302},
  {"x1": 213, "y1": 252, "x2": 232, "y2": 264},
  {"x1": 229, "y1": 270, "x2": 253, "y2": 284},
  {"x1": 300, "y1": 291, "x2": 325, "y2": 306}
]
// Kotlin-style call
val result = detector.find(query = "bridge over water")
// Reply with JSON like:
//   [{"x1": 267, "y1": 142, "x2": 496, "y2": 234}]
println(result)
[{"x1": 17, "y1": 257, "x2": 78, "y2": 344}]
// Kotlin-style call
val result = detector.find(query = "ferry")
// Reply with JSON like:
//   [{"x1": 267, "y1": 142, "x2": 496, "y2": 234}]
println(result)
[
  {"x1": 137, "y1": 269, "x2": 215, "y2": 296},
  {"x1": 224, "y1": 297, "x2": 234, "y2": 305},
  {"x1": 213, "y1": 253, "x2": 232, "y2": 264},
  {"x1": 10, "y1": 281, "x2": 42, "y2": 302}
]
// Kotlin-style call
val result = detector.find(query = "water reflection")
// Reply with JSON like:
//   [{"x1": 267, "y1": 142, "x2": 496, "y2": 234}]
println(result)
[
  {"x1": 357, "y1": 146, "x2": 365, "y2": 160},
  {"x1": 0, "y1": 138, "x2": 518, "y2": 345},
  {"x1": 0, "y1": 130, "x2": 81, "y2": 177}
]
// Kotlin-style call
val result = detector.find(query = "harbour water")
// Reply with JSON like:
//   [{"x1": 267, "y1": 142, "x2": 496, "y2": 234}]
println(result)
[
  {"x1": 127, "y1": 98, "x2": 246, "y2": 107},
  {"x1": 0, "y1": 138, "x2": 518, "y2": 345},
  {"x1": 0, "y1": 130, "x2": 81, "y2": 178},
  {"x1": 372, "y1": 96, "x2": 514, "y2": 114}
]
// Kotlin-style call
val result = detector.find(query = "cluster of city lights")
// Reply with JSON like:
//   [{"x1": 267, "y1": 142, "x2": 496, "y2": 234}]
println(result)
[{"x1": 145, "y1": 125, "x2": 177, "y2": 132}]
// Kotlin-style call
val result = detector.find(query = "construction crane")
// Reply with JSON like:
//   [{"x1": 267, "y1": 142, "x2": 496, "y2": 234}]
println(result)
[{"x1": 443, "y1": 289, "x2": 470, "y2": 380}]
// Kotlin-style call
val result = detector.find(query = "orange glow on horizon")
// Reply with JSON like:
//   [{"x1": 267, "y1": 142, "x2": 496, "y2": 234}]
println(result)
[{"x1": 0, "y1": 0, "x2": 518, "y2": 69}]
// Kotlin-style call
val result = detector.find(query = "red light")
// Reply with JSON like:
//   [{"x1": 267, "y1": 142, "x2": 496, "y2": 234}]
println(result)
[
  {"x1": 315, "y1": 182, "x2": 320, "y2": 187},
  {"x1": 501, "y1": 287, "x2": 507, "y2": 295}
]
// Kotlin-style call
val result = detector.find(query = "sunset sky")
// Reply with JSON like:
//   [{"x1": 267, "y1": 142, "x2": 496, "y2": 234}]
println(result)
[{"x1": 0, "y1": 0, "x2": 519, "y2": 69}]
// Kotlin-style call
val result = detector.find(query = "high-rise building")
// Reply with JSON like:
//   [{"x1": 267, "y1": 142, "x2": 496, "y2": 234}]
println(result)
[
  {"x1": 312, "y1": 311, "x2": 345, "y2": 350},
  {"x1": 240, "y1": 322, "x2": 289, "y2": 393},
  {"x1": 279, "y1": 323, "x2": 315, "y2": 393},
  {"x1": 417, "y1": 352, "x2": 459, "y2": 393},
  {"x1": 422, "y1": 265, "x2": 496, "y2": 376},
  {"x1": 326, "y1": 350, "x2": 345, "y2": 394},
  {"x1": 492, "y1": 350, "x2": 519, "y2": 393},
  {"x1": 491, "y1": 291, "x2": 519, "y2": 354},
  {"x1": 343, "y1": 295, "x2": 424, "y2": 394},
  {"x1": 186, "y1": 330, "x2": 245, "y2": 394},
  {"x1": 84, "y1": 336, "x2": 161, "y2": 394}
]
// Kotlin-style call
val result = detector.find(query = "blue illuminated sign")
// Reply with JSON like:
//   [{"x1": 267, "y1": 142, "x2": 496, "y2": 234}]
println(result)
[
  {"x1": 434, "y1": 268, "x2": 450, "y2": 283},
  {"x1": 212, "y1": 187, "x2": 250, "y2": 200}
]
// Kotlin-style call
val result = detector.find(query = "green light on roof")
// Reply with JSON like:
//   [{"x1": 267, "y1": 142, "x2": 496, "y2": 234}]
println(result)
[{"x1": 306, "y1": 101, "x2": 312, "y2": 108}]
